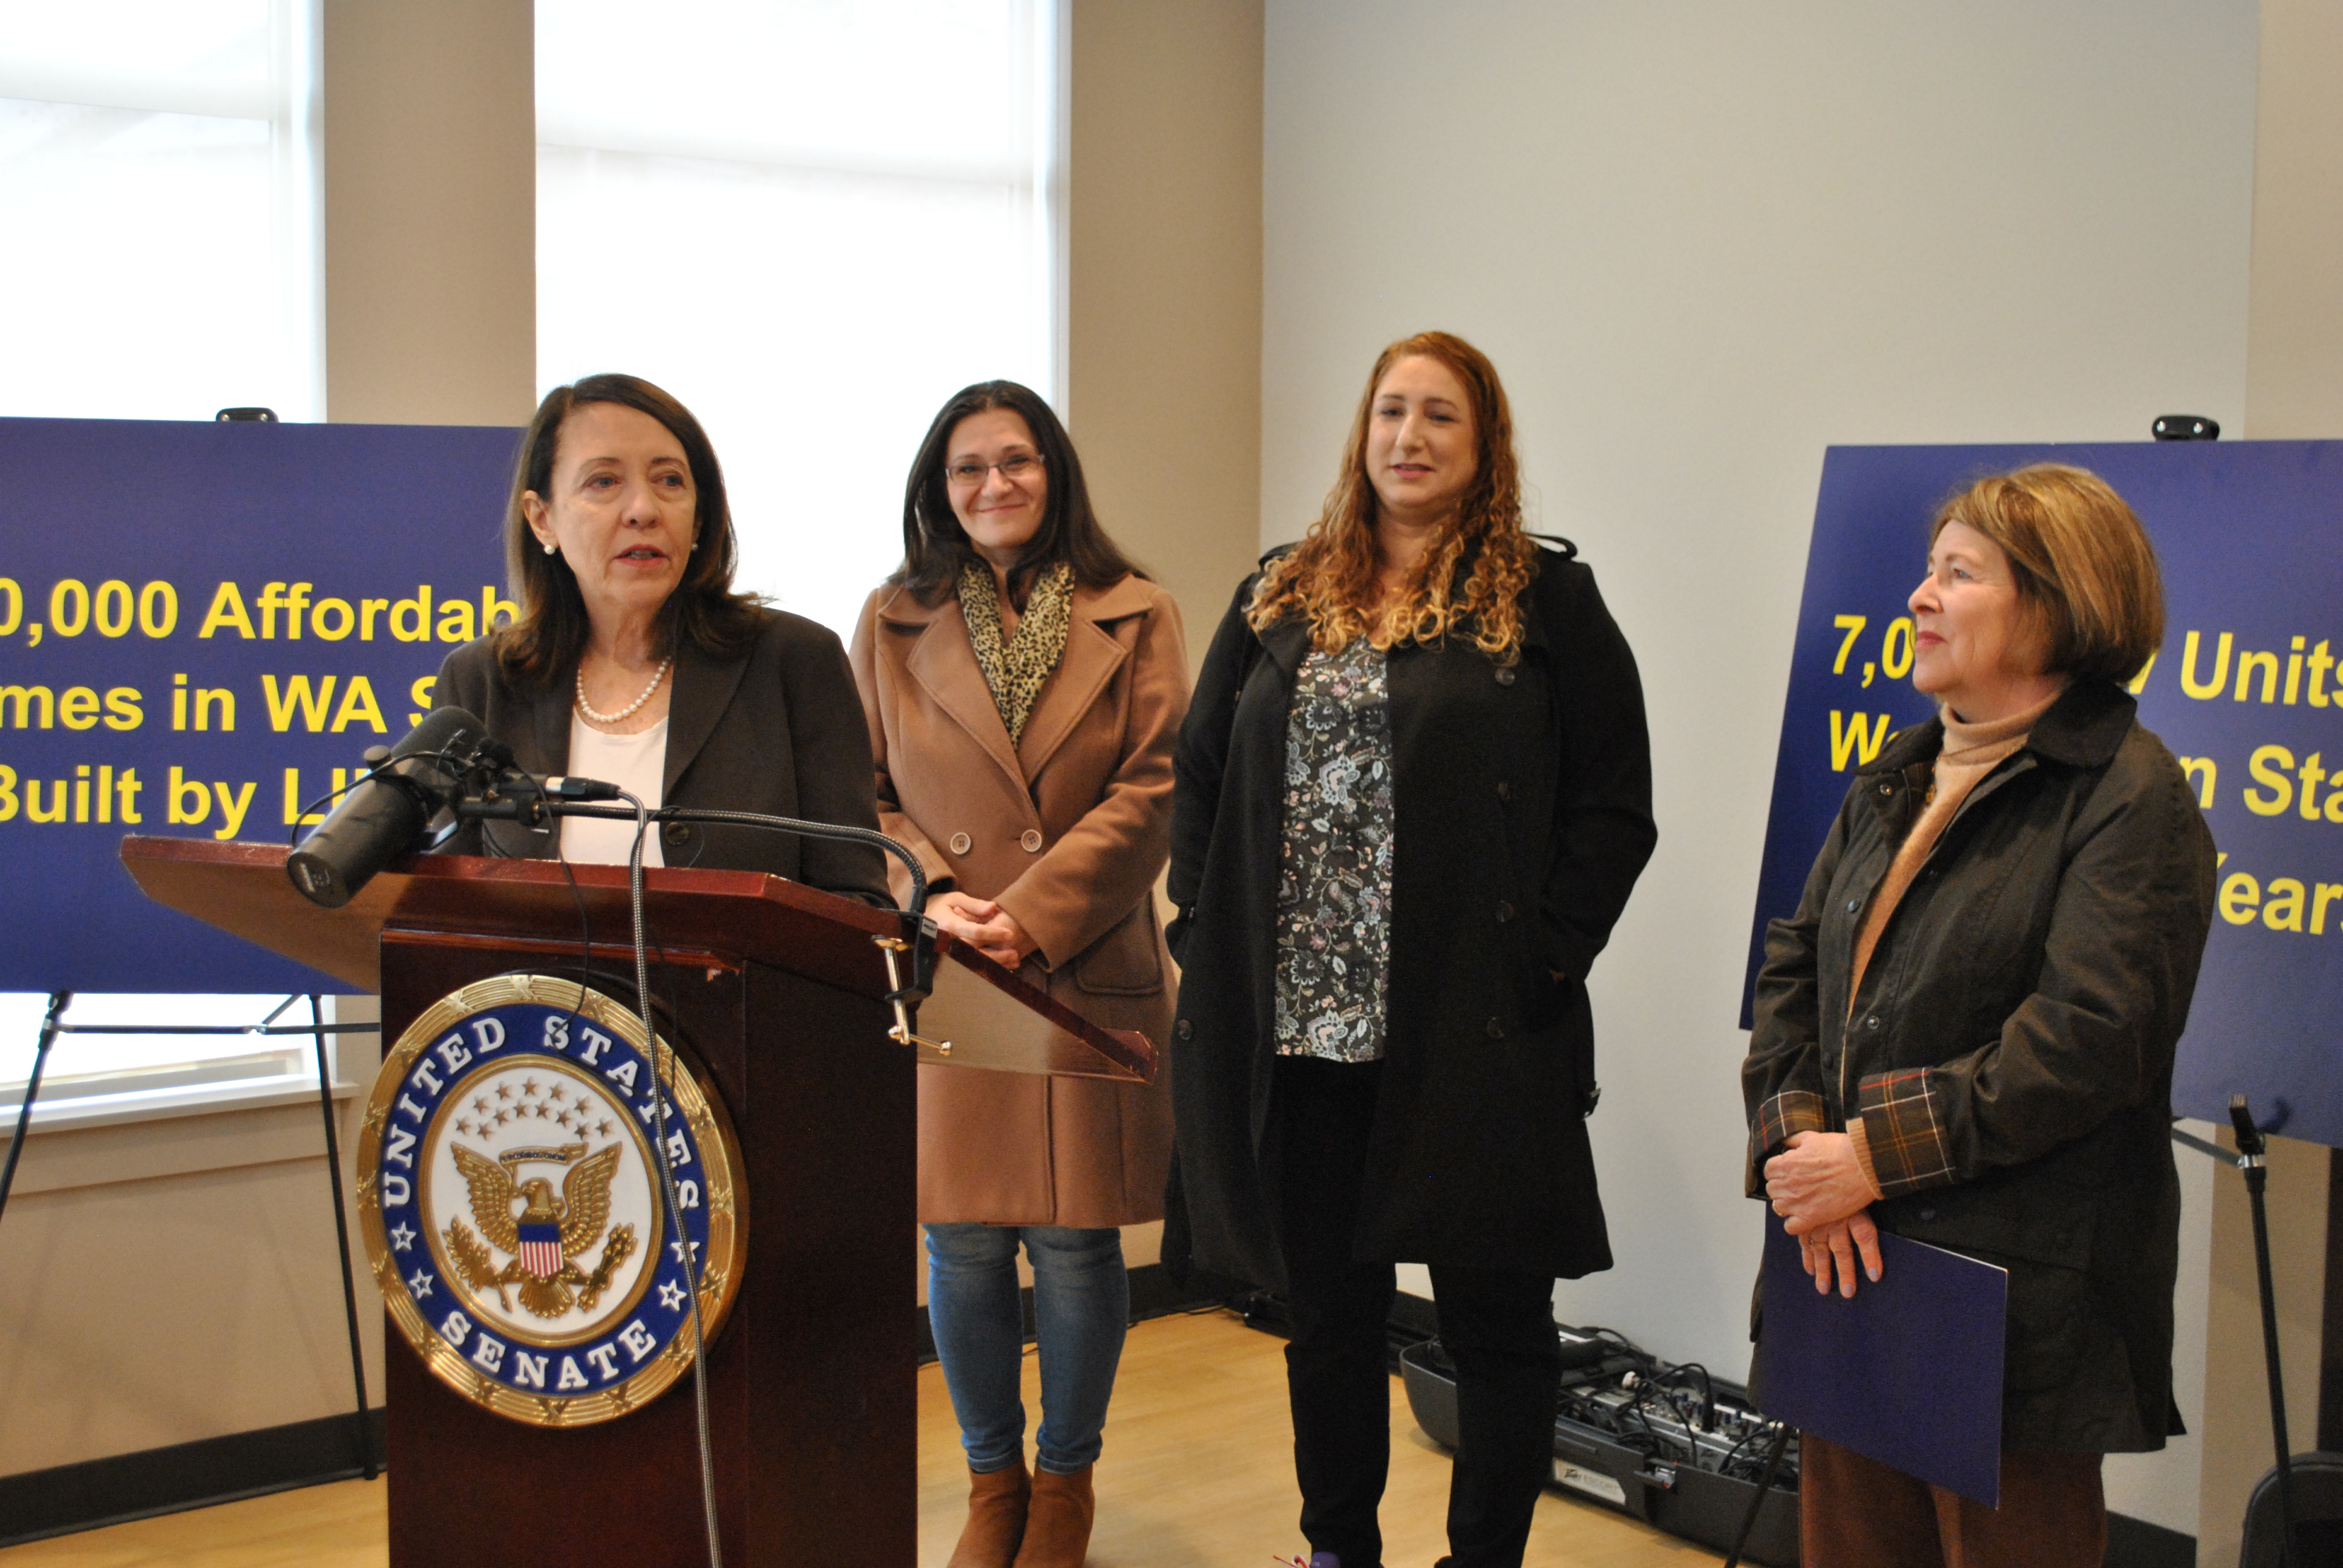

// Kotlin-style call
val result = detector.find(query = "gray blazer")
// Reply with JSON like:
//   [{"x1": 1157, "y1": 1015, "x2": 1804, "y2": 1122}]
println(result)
[{"x1": 432, "y1": 608, "x2": 892, "y2": 907}]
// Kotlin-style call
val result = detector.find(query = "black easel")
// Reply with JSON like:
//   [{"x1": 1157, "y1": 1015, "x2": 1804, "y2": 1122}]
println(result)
[
  {"x1": 1722, "y1": 1420, "x2": 1795, "y2": 1568},
  {"x1": 0, "y1": 993, "x2": 382, "y2": 1481},
  {"x1": 2172, "y1": 1097, "x2": 2303, "y2": 1566},
  {"x1": 306, "y1": 993, "x2": 379, "y2": 1480},
  {"x1": 0, "y1": 991, "x2": 72, "y2": 1229}
]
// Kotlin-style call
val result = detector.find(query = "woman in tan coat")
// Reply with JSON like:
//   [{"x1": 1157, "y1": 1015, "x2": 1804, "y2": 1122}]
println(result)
[{"x1": 849, "y1": 380, "x2": 1187, "y2": 1568}]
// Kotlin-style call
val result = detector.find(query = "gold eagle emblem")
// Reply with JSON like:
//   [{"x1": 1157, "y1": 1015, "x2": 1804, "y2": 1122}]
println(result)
[{"x1": 443, "y1": 1140, "x2": 637, "y2": 1319}]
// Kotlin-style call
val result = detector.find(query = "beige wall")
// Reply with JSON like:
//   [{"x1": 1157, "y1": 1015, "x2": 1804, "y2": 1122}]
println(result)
[
  {"x1": 2242, "y1": 0, "x2": 2343, "y2": 443},
  {"x1": 321, "y1": 0, "x2": 536, "y2": 426},
  {"x1": 1066, "y1": 0, "x2": 1266, "y2": 664},
  {"x1": 0, "y1": 1040, "x2": 384, "y2": 1476},
  {"x1": 1064, "y1": 0, "x2": 1263, "y2": 1279},
  {"x1": 2195, "y1": 4, "x2": 2343, "y2": 1558}
]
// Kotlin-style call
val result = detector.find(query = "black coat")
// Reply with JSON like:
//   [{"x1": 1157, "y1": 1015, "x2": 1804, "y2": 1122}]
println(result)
[
  {"x1": 1744, "y1": 678, "x2": 2216, "y2": 1452},
  {"x1": 1164, "y1": 544, "x2": 1656, "y2": 1286},
  {"x1": 433, "y1": 609, "x2": 891, "y2": 906}
]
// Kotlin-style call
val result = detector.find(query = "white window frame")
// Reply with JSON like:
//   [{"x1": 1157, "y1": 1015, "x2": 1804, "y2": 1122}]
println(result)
[
  {"x1": 0, "y1": 0, "x2": 324, "y2": 422},
  {"x1": 0, "y1": 1, "x2": 334, "y2": 1129}
]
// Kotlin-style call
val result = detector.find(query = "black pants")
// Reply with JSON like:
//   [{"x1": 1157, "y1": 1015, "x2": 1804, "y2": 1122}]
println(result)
[{"x1": 1276, "y1": 1054, "x2": 1563, "y2": 1568}]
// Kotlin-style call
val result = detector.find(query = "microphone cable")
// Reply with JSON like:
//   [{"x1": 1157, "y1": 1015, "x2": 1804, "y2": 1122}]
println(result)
[{"x1": 614, "y1": 790, "x2": 724, "y2": 1568}]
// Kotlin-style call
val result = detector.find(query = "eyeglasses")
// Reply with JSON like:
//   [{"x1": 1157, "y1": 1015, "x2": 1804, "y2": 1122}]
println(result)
[{"x1": 945, "y1": 454, "x2": 1043, "y2": 488}]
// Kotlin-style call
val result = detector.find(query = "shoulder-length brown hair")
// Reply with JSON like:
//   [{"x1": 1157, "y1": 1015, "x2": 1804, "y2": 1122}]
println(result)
[
  {"x1": 1249, "y1": 330, "x2": 1539, "y2": 659},
  {"x1": 894, "y1": 380, "x2": 1144, "y2": 607},
  {"x1": 495, "y1": 373, "x2": 767, "y2": 685},
  {"x1": 1930, "y1": 463, "x2": 2164, "y2": 686}
]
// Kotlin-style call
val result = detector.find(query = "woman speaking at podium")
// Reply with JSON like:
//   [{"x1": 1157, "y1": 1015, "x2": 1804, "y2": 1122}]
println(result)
[
  {"x1": 1167, "y1": 332, "x2": 1656, "y2": 1568},
  {"x1": 1745, "y1": 465, "x2": 2217, "y2": 1567},
  {"x1": 850, "y1": 381, "x2": 1188, "y2": 1568},
  {"x1": 431, "y1": 372, "x2": 889, "y2": 904}
]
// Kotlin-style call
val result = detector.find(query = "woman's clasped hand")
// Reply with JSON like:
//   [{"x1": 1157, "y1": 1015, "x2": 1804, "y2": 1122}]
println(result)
[
  {"x1": 923, "y1": 889, "x2": 1029, "y2": 969},
  {"x1": 1764, "y1": 1129, "x2": 1883, "y2": 1296}
]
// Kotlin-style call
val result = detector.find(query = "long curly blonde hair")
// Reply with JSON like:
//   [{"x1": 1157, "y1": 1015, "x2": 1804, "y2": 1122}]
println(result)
[{"x1": 1250, "y1": 330, "x2": 1539, "y2": 660}]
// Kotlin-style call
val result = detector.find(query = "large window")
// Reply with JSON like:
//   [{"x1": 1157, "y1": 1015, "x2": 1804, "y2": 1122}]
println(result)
[
  {"x1": 0, "y1": 0, "x2": 322, "y2": 1121},
  {"x1": 0, "y1": 0, "x2": 319, "y2": 422},
  {"x1": 536, "y1": 0, "x2": 1064, "y2": 638},
  {"x1": 4, "y1": 3, "x2": 1061, "y2": 1119}
]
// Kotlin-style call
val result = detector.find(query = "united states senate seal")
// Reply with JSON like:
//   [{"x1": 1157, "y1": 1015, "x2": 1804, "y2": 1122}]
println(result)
[{"x1": 356, "y1": 974, "x2": 744, "y2": 1426}]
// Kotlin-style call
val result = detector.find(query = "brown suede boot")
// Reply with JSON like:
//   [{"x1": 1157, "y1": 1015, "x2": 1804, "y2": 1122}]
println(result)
[
  {"x1": 1011, "y1": 1464, "x2": 1095, "y2": 1567},
  {"x1": 947, "y1": 1458, "x2": 1031, "y2": 1568}
]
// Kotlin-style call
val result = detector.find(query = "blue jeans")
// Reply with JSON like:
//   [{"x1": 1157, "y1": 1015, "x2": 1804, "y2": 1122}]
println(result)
[{"x1": 925, "y1": 1223, "x2": 1129, "y2": 1476}]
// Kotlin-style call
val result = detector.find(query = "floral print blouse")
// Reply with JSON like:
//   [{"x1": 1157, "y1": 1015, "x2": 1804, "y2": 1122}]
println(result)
[{"x1": 1274, "y1": 636, "x2": 1396, "y2": 1062}]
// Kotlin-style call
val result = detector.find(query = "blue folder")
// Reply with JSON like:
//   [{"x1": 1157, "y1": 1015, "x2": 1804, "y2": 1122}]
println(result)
[{"x1": 1755, "y1": 1212, "x2": 2008, "y2": 1506}]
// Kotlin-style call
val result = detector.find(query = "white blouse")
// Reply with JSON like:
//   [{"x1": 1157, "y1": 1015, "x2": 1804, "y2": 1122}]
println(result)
[{"x1": 560, "y1": 714, "x2": 667, "y2": 868}]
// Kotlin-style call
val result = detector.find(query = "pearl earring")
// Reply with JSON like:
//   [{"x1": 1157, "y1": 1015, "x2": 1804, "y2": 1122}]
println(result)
[{"x1": 543, "y1": 541, "x2": 556, "y2": 556}]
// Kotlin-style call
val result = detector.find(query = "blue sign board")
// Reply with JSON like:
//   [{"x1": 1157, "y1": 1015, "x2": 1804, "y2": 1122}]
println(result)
[
  {"x1": 1748, "y1": 441, "x2": 2343, "y2": 1148},
  {"x1": 0, "y1": 416, "x2": 516, "y2": 993}
]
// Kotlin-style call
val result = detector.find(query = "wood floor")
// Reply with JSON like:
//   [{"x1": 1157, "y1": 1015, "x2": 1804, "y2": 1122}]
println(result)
[{"x1": 1, "y1": 1309, "x2": 1717, "y2": 1567}]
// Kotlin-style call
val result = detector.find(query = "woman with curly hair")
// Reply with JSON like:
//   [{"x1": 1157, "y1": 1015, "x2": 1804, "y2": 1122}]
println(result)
[{"x1": 1165, "y1": 332, "x2": 1657, "y2": 1568}]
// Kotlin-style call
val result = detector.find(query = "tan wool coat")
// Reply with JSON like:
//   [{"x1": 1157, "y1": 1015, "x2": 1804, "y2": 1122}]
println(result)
[{"x1": 850, "y1": 572, "x2": 1188, "y2": 1229}]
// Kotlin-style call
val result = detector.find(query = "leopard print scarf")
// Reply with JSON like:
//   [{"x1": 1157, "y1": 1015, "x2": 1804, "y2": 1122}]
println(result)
[{"x1": 957, "y1": 560, "x2": 1073, "y2": 745}]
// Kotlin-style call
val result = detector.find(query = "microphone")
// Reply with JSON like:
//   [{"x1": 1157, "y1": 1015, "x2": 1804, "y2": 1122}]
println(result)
[{"x1": 286, "y1": 707, "x2": 492, "y2": 908}]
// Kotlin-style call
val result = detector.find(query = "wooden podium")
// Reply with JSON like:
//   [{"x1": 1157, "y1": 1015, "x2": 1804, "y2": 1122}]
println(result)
[{"x1": 121, "y1": 837, "x2": 1154, "y2": 1567}]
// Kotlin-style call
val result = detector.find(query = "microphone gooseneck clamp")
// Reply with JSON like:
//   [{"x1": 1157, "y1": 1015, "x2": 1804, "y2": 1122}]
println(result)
[{"x1": 451, "y1": 786, "x2": 952, "y2": 1053}]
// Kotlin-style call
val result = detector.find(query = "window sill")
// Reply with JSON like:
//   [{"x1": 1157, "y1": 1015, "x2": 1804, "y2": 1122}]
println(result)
[
  {"x1": 1, "y1": 1079, "x2": 364, "y2": 1198},
  {"x1": 2, "y1": 1073, "x2": 358, "y2": 1136}
]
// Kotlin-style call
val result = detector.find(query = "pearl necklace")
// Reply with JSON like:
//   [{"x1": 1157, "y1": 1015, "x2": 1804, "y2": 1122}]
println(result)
[{"x1": 575, "y1": 655, "x2": 673, "y2": 725}]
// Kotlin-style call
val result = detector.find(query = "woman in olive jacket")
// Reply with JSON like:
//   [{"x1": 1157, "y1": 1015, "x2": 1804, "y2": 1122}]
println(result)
[
  {"x1": 1166, "y1": 332, "x2": 1654, "y2": 1568},
  {"x1": 1746, "y1": 465, "x2": 2217, "y2": 1567}
]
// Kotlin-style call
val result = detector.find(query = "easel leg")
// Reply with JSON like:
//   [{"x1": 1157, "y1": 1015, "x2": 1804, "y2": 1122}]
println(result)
[
  {"x1": 0, "y1": 991, "x2": 71, "y2": 1230},
  {"x1": 1722, "y1": 1422, "x2": 1794, "y2": 1568},
  {"x1": 311, "y1": 995, "x2": 378, "y2": 1481}
]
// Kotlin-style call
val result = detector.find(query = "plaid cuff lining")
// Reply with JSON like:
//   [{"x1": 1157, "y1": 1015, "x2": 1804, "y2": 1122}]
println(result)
[
  {"x1": 1746, "y1": 1089, "x2": 1828, "y2": 1197},
  {"x1": 1855, "y1": 1068, "x2": 1956, "y2": 1196}
]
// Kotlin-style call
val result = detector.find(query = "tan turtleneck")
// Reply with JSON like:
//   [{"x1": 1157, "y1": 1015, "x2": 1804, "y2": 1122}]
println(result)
[{"x1": 1843, "y1": 689, "x2": 2059, "y2": 1194}]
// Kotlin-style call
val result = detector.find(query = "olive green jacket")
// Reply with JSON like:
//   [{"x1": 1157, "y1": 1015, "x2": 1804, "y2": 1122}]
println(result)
[{"x1": 1745, "y1": 678, "x2": 2216, "y2": 1452}]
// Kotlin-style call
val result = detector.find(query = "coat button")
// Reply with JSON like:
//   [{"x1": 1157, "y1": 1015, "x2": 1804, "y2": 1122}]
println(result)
[
  {"x1": 1019, "y1": 829, "x2": 1043, "y2": 853},
  {"x1": 1865, "y1": 1014, "x2": 1881, "y2": 1031},
  {"x1": 1496, "y1": 780, "x2": 1513, "y2": 802},
  {"x1": 1495, "y1": 901, "x2": 1515, "y2": 923},
  {"x1": 1918, "y1": 1206, "x2": 1938, "y2": 1222},
  {"x1": 1879, "y1": 782, "x2": 1893, "y2": 795},
  {"x1": 948, "y1": 832, "x2": 972, "y2": 855},
  {"x1": 662, "y1": 823, "x2": 693, "y2": 846},
  {"x1": 1846, "y1": 898, "x2": 1860, "y2": 913},
  {"x1": 1175, "y1": 1019, "x2": 1194, "y2": 1041},
  {"x1": 1495, "y1": 667, "x2": 1517, "y2": 686},
  {"x1": 1485, "y1": 1017, "x2": 1505, "y2": 1039}
]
